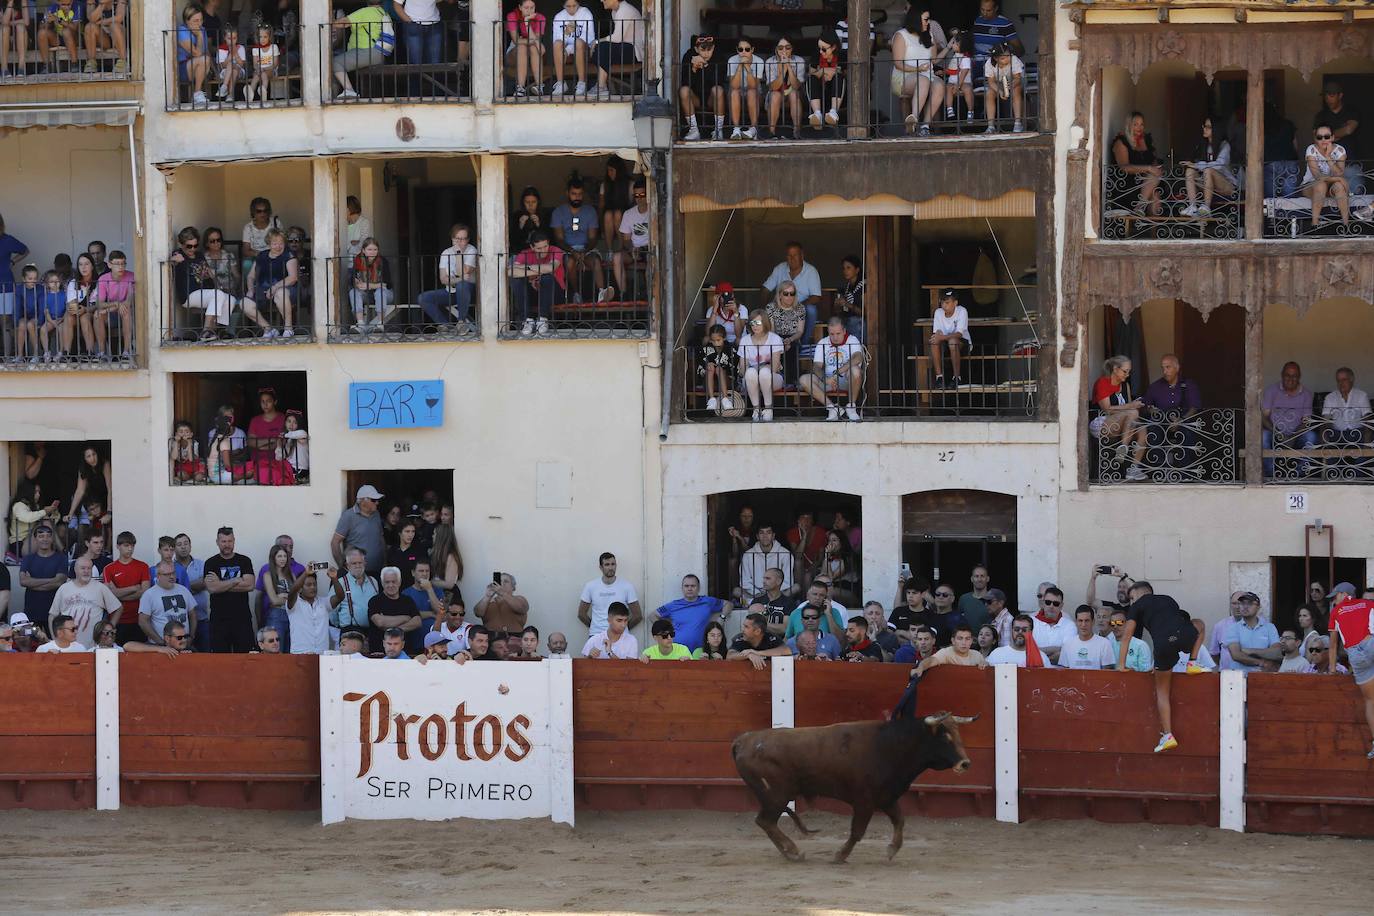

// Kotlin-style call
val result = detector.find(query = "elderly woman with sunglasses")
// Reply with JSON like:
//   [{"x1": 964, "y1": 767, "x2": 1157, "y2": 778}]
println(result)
[
  {"x1": 1302, "y1": 126, "x2": 1350, "y2": 230},
  {"x1": 765, "y1": 278, "x2": 806, "y2": 382}
]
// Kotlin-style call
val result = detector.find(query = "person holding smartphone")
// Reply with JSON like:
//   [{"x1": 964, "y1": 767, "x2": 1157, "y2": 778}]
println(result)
[{"x1": 474, "y1": 571, "x2": 529, "y2": 634}]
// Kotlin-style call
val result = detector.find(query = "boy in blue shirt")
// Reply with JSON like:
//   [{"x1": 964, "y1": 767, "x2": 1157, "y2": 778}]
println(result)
[{"x1": 13, "y1": 263, "x2": 41, "y2": 363}]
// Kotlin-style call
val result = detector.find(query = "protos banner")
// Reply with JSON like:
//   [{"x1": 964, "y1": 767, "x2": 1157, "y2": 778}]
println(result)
[{"x1": 319, "y1": 656, "x2": 574, "y2": 825}]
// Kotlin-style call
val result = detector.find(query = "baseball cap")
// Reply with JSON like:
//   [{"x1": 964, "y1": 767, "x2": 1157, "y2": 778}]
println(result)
[
  {"x1": 1328, "y1": 582, "x2": 1357, "y2": 599},
  {"x1": 423, "y1": 631, "x2": 449, "y2": 648},
  {"x1": 1237, "y1": 591, "x2": 1261, "y2": 604},
  {"x1": 940, "y1": 287, "x2": 958, "y2": 300},
  {"x1": 9, "y1": 613, "x2": 32, "y2": 626},
  {"x1": 356, "y1": 484, "x2": 384, "y2": 501},
  {"x1": 981, "y1": 588, "x2": 1006, "y2": 603},
  {"x1": 1323, "y1": 79, "x2": 1342, "y2": 95}
]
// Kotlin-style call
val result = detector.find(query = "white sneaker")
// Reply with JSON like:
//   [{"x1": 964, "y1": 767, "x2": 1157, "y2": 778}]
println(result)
[
  {"x1": 825, "y1": 404, "x2": 840, "y2": 421},
  {"x1": 845, "y1": 404, "x2": 860, "y2": 422},
  {"x1": 551, "y1": 81, "x2": 567, "y2": 97},
  {"x1": 712, "y1": 125, "x2": 725, "y2": 140},
  {"x1": 535, "y1": 317, "x2": 550, "y2": 337},
  {"x1": 243, "y1": 85, "x2": 254, "y2": 104},
  {"x1": 684, "y1": 122, "x2": 701, "y2": 141},
  {"x1": 1012, "y1": 119, "x2": 1024, "y2": 132},
  {"x1": 520, "y1": 318, "x2": 535, "y2": 338},
  {"x1": 730, "y1": 126, "x2": 742, "y2": 140},
  {"x1": 1125, "y1": 465, "x2": 1148, "y2": 481},
  {"x1": 336, "y1": 88, "x2": 358, "y2": 101},
  {"x1": 263, "y1": 327, "x2": 279, "y2": 339},
  {"x1": 282, "y1": 327, "x2": 295, "y2": 339},
  {"x1": 918, "y1": 123, "x2": 930, "y2": 137},
  {"x1": 1196, "y1": 204, "x2": 1211, "y2": 218},
  {"x1": 751, "y1": 408, "x2": 762, "y2": 422},
  {"x1": 706, "y1": 397, "x2": 719, "y2": 411},
  {"x1": 761, "y1": 408, "x2": 774, "y2": 422},
  {"x1": 192, "y1": 91, "x2": 208, "y2": 107},
  {"x1": 1180, "y1": 204, "x2": 1199, "y2": 218},
  {"x1": 597, "y1": 287, "x2": 615, "y2": 303},
  {"x1": 808, "y1": 111, "x2": 822, "y2": 128},
  {"x1": 216, "y1": 82, "x2": 230, "y2": 99},
  {"x1": 742, "y1": 126, "x2": 757, "y2": 140},
  {"x1": 825, "y1": 109, "x2": 839, "y2": 125},
  {"x1": 945, "y1": 106, "x2": 955, "y2": 119},
  {"x1": 984, "y1": 123, "x2": 997, "y2": 134}
]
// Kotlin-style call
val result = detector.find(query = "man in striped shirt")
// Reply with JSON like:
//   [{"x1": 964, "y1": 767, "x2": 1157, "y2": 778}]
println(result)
[{"x1": 973, "y1": 0, "x2": 1022, "y2": 66}]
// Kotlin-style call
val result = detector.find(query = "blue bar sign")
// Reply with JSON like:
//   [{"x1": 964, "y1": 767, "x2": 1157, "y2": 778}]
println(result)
[{"x1": 349, "y1": 380, "x2": 445, "y2": 430}]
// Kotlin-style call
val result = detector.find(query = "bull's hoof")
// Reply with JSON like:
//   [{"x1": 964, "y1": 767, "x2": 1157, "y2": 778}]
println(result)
[
  {"x1": 886, "y1": 844, "x2": 900, "y2": 861},
  {"x1": 783, "y1": 849, "x2": 805, "y2": 863},
  {"x1": 830, "y1": 851, "x2": 851, "y2": 865}
]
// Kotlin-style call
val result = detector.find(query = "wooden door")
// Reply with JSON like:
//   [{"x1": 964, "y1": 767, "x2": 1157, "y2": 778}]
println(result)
[{"x1": 1174, "y1": 301, "x2": 1245, "y2": 408}]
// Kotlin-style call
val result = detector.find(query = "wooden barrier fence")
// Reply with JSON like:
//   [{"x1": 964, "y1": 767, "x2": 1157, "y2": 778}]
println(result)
[{"x1": 2, "y1": 655, "x2": 1371, "y2": 837}]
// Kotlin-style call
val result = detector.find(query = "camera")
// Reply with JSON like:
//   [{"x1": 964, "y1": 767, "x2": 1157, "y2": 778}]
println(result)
[
  {"x1": 1096, "y1": 565, "x2": 1114, "y2": 575},
  {"x1": 311, "y1": 562, "x2": 329, "y2": 571}
]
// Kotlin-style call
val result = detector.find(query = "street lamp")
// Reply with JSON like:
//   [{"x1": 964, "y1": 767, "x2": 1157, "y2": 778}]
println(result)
[{"x1": 632, "y1": 91, "x2": 675, "y2": 154}]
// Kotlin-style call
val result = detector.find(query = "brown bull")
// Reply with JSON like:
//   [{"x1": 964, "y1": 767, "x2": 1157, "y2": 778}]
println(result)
[{"x1": 732, "y1": 711, "x2": 977, "y2": 863}]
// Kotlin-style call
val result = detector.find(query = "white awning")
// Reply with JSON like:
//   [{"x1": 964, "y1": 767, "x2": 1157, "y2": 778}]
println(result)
[{"x1": 0, "y1": 101, "x2": 140, "y2": 130}]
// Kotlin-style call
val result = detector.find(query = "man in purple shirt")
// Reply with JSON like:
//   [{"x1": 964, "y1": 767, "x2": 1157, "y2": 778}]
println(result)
[
  {"x1": 1142, "y1": 354, "x2": 1204, "y2": 472},
  {"x1": 1262, "y1": 360, "x2": 1317, "y2": 477}
]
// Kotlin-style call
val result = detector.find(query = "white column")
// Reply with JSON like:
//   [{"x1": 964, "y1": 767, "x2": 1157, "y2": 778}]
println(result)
[
  {"x1": 860, "y1": 494, "x2": 901, "y2": 608},
  {"x1": 477, "y1": 153, "x2": 508, "y2": 337},
  {"x1": 770, "y1": 656, "x2": 794, "y2": 729},
  {"x1": 318, "y1": 655, "x2": 345, "y2": 825},
  {"x1": 1218, "y1": 669, "x2": 1246, "y2": 833},
  {"x1": 312, "y1": 158, "x2": 337, "y2": 338},
  {"x1": 95, "y1": 649, "x2": 120, "y2": 811},
  {"x1": 994, "y1": 665, "x2": 1018, "y2": 824},
  {"x1": 299, "y1": 0, "x2": 329, "y2": 108},
  {"x1": 547, "y1": 656, "x2": 575, "y2": 827},
  {"x1": 470, "y1": 0, "x2": 499, "y2": 106}
]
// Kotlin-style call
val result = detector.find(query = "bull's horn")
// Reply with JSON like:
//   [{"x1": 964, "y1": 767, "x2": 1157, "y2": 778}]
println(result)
[
  {"x1": 923, "y1": 712, "x2": 951, "y2": 726},
  {"x1": 949, "y1": 715, "x2": 979, "y2": 725}
]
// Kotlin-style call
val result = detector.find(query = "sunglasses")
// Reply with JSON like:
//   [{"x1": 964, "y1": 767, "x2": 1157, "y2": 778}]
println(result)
[
  {"x1": 781, "y1": 291, "x2": 796, "y2": 297},
  {"x1": 168, "y1": 633, "x2": 188, "y2": 641},
  {"x1": 1317, "y1": 134, "x2": 1333, "y2": 140},
  {"x1": 254, "y1": 207, "x2": 270, "y2": 214},
  {"x1": 737, "y1": 45, "x2": 752, "y2": 52},
  {"x1": 262, "y1": 638, "x2": 279, "y2": 644},
  {"x1": 935, "y1": 592, "x2": 953, "y2": 598},
  {"x1": 1109, "y1": 620, "x2": 1126, "y2": 628},
  {"x1": 206, "y1": 237, "x2": 222, "y2": 244},
  {"x1": 1042, "y1": 599, "x2": 1062, "y2": 607},
  {"x1": 183, "y1": 242, "x2": 199, "y2": 250},
  {"x1": 802, "y1": 614, "x2": 820, "y2": 620},
  {"x1": 697, "y1": 38, "x2": 714, "y2": 46}
]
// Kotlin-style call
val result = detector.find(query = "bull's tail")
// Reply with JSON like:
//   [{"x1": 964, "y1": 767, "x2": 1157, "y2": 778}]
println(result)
[{"x1": 783, "y1": 805, "x2": 819, "y2": 835}]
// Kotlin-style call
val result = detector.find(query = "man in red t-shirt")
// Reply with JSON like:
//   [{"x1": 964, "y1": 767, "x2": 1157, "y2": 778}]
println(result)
[
  {"x1": 508, "y1": 230, "x2": 566, "y2": 338},
  {"x1": 1326, "y1": 584, "x2": 1374, "y2": 759},
  {"x1": 103, "y1": 530, "x2": 151, "y2": 645}
]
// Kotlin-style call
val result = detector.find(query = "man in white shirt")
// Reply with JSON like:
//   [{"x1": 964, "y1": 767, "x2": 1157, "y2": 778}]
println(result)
[
  {"x1": 929, "y1": 288, "x2": 971, "y2": 390},
  {"x1": 36, "y1": 614, "x2": 90, "y2": 653},
  {"x1": 590, "y1": 0, "x2": 643, "y2": 99},
  {"x1": 800, "y1": 315, "x2": 866, "y2": 422},
  {"x1": 418, "y1": 223, "x2": 479, "y2": 331},
  {"x1": 761, "y1": 241, "x2": 823, "y2": 345},
  {"x1": 1321, "y1": 366, "x2": 1371, "y2": 442},
  {"x1": 432, "y1": 602, "x2": 472, "y2": 653},
  {"x1": 577, "y1": 551, "x2": 642, "y2": 634},
  {"x1": 137, "y1": 561, "x2": 197, "y2": 646},
  {"x1": 1210, "y1": 591, "x2": 1245, "y2": 671},
  {"x1": 546, "y1": 631, "x2": 569, "y2": 657},
  {"x1": 612, "y1": 179, "x2": 651, "y2": 298},
  {"x1": 49, "y1": 556, "x2": 120, "y2": 647},
  {"x1": 1060, "y1": 605, "x2": 1116, "y2": 669},
  {"x1": 1031, "y1": 586, "x2": 1074, "y2": 664},
  {"x1": 737, "y1": 525, "x2": 794, "y2": 603},
  {"x1": 551, "y1": 0, "x2": 596, "y2": 96},
  {"x1": 581, "y1": 602, "x2": 638, "y2": 658},
  {"x1": 287, "y1": 566, "x2": 336, "y2": 655},
  {"x1": 986, "y1": 615, "x2": 1050, "y2": 667}
]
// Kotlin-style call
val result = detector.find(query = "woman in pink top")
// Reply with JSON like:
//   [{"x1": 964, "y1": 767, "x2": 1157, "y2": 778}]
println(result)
[
  {"x1": 505, "y1": 0, "x2": 546, "y2": 98},
  {"x1": 93, "y1": 249, "x2": 135, "y2": 359}
]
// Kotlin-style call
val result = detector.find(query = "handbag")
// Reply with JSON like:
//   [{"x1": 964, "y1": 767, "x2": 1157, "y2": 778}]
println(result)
[{"x1": 373, "y1": 17, "x2": 395, "y2": 57}]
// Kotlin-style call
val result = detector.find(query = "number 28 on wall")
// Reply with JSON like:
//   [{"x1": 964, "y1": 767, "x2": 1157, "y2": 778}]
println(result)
[{"x1": 1286, "y1": 491, "x2": 1308, "y2": 513}]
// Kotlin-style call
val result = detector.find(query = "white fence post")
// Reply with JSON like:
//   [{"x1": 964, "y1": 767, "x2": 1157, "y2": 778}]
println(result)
[
  {"x1": 548, "y1": 657, "x2": 576, "y2": 827},
  {"x1": 1219, "y1": 669, "x2": 1246, "y2": 832},
  {"x1": 95, "y1": 649, "x2": 120, "y2": 811},
  {"x1": 771, "y1": 656, "x2": 794, "y2": 729},
  {"x1": 994, "y1": 665, "x2": 1019, "y2": 824},
  {"x1": 318, "y1": 655, "x2": 344, "y2": 826}
]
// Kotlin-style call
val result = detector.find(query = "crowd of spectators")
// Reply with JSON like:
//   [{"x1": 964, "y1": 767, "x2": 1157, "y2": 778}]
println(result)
[
  {"x1": 678, "y1": 0, "x2": 1029, "y2": 141},
  {"x1": 1091, "y1": 352, "x2": 1374, "y2": 481},
  {"x1": 174, "y1": 0, "x2": 307, "y2": 107},
  {"x1": 7, "y1": 442, "x2": 112, "y2": 564},
  {"x1": 0, "y1": 0, "x2": 129, "y2": 78},
  {"x1": 503, "y1": 0, "x2": 643, "y2": 100},
  {"x1": 1, "y1": 219, "x2": 136, "y2": 364},
  {"x1": 169, "y1": 388, "x2": 309, "y2": 486},
  {"x1": 168, "y1": 198, "x2": 312, "y2": 340}
]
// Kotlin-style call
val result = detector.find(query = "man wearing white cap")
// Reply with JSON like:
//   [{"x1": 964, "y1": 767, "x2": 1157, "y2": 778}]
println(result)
[{"x1": 332, "y1": 484, "x2": 386, "y2": 576}]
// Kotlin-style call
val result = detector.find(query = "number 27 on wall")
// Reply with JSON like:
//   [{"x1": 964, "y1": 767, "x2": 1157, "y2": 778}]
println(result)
[{"x1": 938, "y1": 450, "x2": 956, "y2": 463}]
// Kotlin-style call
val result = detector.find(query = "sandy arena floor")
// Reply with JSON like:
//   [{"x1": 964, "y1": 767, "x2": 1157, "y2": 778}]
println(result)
[{"x1": 2, "y1": 808, "x2": 1370, "y2": 915}]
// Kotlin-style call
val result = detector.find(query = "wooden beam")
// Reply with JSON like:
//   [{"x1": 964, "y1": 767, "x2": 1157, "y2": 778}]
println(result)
[
  {"x1": 1244, "y1": 306, "x2": 1264, "y2": 486},
  {"x1": 847, "y1": 0, "x2": 871, "y2": 141},
  {"x1": 1245, "y1": 70, "x2": 1264, "y2": 241}
]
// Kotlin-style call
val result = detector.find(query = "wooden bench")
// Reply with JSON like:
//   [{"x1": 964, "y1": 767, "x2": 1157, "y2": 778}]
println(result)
[{"x1": 354, "y1": 61, "x2": 468, "y2": 100}]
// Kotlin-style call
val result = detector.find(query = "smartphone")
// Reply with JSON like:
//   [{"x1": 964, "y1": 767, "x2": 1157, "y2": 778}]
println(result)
[
  {"x1": 899, "y1": 562, "x2": 912, "y2": 580},
  {"x1": 493, "y1": 571, "x2": 502, "y2": 585},
  {"x1": 1096, "y1": 565, "x2": 1114, "y2": 575},
  {"x1": 311, "y1": 562, "x2": 329, "y2": 571}
]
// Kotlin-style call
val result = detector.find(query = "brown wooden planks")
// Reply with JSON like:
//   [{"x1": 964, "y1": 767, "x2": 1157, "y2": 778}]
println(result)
[
  {"x1": 572, "y1": 659, "x2": 771, "y2": 741},
  {"x1": 118, "y1": 654, "x2": 319, "y2": 737},
  {"x1": 1020, "y1": 749, "x2": 1218, "y2": 796},
  {"x1": 575, "y1": 739, "x2": 741, "y2": 780},
  {"x1": 794, "y1": 663, "x2": 993, "y2": 746},
  {"x1": 0, "y1": 655, "x2": 96, "y2": 735},
  {"x1": 119, "y1": 735, "x2": 317, "y2": 776},
  {"x1": 0, "y1": 735, "x2": 96, "y2": 774},
  {"x1": 1018, "y1": 669, "x2": 1219, "y2": 754}
]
